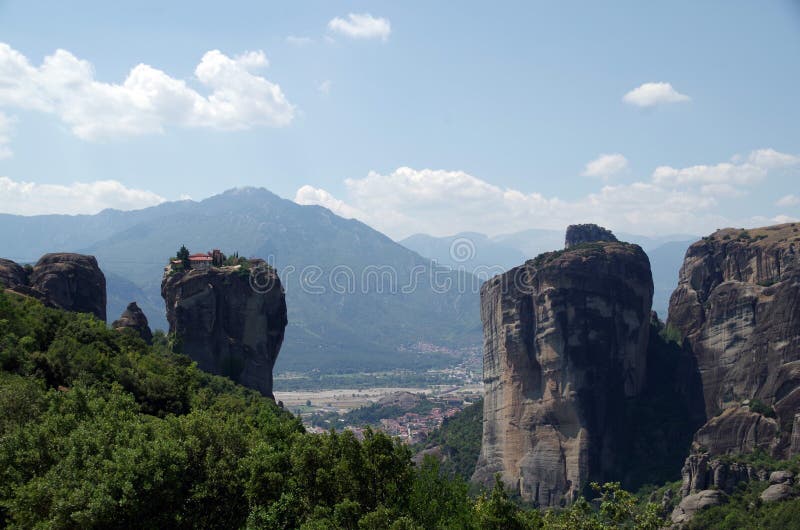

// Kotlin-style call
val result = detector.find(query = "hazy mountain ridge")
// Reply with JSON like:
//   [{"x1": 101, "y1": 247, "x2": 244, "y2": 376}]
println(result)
[
  {"x1": 400, "y1": 229, "x2": 696, "y2": 318},
  {"x1": 0, "y1": 188, "x2": 481, "y2": 373}
]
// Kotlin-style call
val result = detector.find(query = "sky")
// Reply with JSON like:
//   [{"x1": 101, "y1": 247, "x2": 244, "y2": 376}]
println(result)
[{"x1": 0, "y1": 0, "x2": 798, "y2": 239}]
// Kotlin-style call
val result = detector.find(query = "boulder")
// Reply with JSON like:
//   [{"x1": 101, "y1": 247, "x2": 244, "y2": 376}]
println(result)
[
  {"x1": 671, "y1": 489, "x2": 726, "y2": 525},
  {"x1": 112, "y1": 302, "x2": 153, "y2": 344},
  {"x1": 769, "y1": 470, "x2": 794, "y2": 485},
  {"x1": 760, "y1": 483, "x2": 794, "y2": 503}
]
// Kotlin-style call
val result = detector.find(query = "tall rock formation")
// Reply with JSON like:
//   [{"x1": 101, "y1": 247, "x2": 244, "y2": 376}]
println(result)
[
  {"x1": 668, "y1": 223, "x2": 800, "y2": 458},
  {"x1": 112, "y1": 302, "x2": 153, "y2": 344},
  {"x1": 473, "y1": 226, "x2": 654, "y2": 506},
  {"x1": 0, "y1": 253, "x2": 106, "y2": 321},
  {"x1": 161, "y1": 260, "x2": 287, "y2": 398}
]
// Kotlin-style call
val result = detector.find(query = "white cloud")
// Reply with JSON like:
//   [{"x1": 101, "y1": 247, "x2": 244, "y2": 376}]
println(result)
[
  {"x1": 0, "y1": 176, "x2": 166, "y2": 215},
  {"x1": 581, "y1": 153, "x2": 628, "y2": 179},
  {"x1": 328, "y1": 13, "x2": 391, "y2": 41},
  {"x1": 700, "y1": 183, "x2": 745, "y2": 198},
  {"x1": 0, "y1": 112, "x2": 13, "y2": 159},
  {"x1": 295, "y1": 184, "x2": 364, "y2": 219},
  {"x1": 652, "y1": 162, "x2": 766, "y2": 187},
  {"x1": 652, "y1": 148, "x2": 798, "y2": 192},
  {"x1": 777, "y1": 194, "x2": 800, "y2": 207},
  {"x1": 623, "y1": 82, "x2": 691, "y2": 108},
  {"x1": 748, "y1": 148, "x2": 800, "y2": 169},
  {"x1": 772, "y1": 214, "x2": 800, "y2": 224},
  {"x1": 294, "y1": 148, "x2": 796, "y2": 239},
  {"x1": 286, "y1": 36, "x2": 314, "y2": 46},
  {"x1": 317, "y1": 80, "x2": 332, "y2": 95},
  {"x1": 295, "y1": 167, "x2": 723, "y2": 239},
  {"x1": 0, "y1": 43, "x2": 295, "y2": 141}
]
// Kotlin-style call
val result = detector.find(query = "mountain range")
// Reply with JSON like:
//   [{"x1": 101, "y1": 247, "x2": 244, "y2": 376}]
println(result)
[
  {"x1": 0, "y1": 188, "x2": 480, "y2": 373},
  {"x1": 0, "y1": 187, "x2": 696, "y2": 371}
]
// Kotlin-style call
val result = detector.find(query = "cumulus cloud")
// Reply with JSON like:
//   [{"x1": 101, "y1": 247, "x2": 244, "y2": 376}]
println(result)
[
  {"x1": 0, "y1": 112, "x2": 13, "y2": 159},
  {"x1": 0, "y1": 43, "x2": 294, "y2": 141},
  {"x1": 581, "y1": 153, "x2": 628, "y2": 179},
  {"x1": 294, "y1": 148, "x2": 796, "y2": 239},
  {"x1": 623, "y1": 82, "x2": 690, "y2": 108},
  {"x1": 777, "y1": 194, "x2": 800, "y2": 207},
  {"x1": 0, "y1": 177, "x2": 166, "y2": 215},
  {"x1": 295, "y1": 167, "x2": 723, "y2": 239},
  {"x1": 328, "y1": 13, "x2": 391, "y2": 41},
  {"x1": 295, "y1": 184, "x2": 364, "y2": 219},
  {"x1": 748, "y1": 148, "x2": 800, "y2": 169},
  {"x1": 652, "y1": 148, "x2": 799, "y2": 191}
]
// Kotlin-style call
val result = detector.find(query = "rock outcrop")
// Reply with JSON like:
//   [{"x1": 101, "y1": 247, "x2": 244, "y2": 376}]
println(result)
[
  {"x1": 668, "y1": 223, "x2": 800, "y2": 458},
  {"x1": 162, "y1": 260, "x2": 287, "y2": 398},
  {"x1": 761, "y1": 470, "x2": 796, "y2": 503},
  {"x1": 671, "y1": 489, "x2": 726, "y2": 525},
  {"x1": 679, "y1": 452, "x2": 767, "y2": 497},
  {"x1": 112, "y1": 302, "x2": 153, "y2": 344},
  {"x1": 473, "y1": 226, "x2": 653, "y2": 506},
  {"x1": 0, "y1": 253, "x2": 106, "y2": 321},
  {"x1": 564, "y1": 223, "x2": 618, "y2": 249},
  {"x1": 0, "y1": 258, "x2": 29, "y2": 289}
]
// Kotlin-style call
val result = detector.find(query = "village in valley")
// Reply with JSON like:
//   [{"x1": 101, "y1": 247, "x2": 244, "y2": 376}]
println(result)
[{"x1": 274, "y1": 354, "x2": 483, "y2": 444}]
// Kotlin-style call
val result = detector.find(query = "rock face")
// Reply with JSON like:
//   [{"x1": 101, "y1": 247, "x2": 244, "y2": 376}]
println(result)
[
  {"x1": 0, "y1": 258, "x2": 28, "y2": 289},
  {"x1": 671, "y1": 489, "x2": 726, "y2": 525},
  {"x1": 679, "y1": 452, "x2": 767, "y2": 497},
  {"x1": 564, "y1": 224, "x2": 618, "y2": 249},
  {"x1": 162, "y1": 261, "x2": 287, "y2": 397},
  {"x1": 667, "y1": 223, "x2": 800, "y2": 458},
  {"x1": 112, "y1": 302, "x2": 153, "y2": 344},
  {"x1": 0, "y1": 253, "x2": 106, "y2": 321},
  {"x1": 473, "y1": 226, "x2": 653, "y2": 506}
]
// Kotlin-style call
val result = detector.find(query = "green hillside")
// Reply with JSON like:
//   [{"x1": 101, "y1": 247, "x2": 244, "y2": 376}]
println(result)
[{"x1": 0, "y1": 289, "x2": 679, "y2": 529}]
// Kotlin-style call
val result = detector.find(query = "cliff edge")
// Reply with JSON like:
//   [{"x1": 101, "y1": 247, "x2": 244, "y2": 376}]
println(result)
[{"x1": 668, "y1": 223, "x2": 800, "y2": 459}]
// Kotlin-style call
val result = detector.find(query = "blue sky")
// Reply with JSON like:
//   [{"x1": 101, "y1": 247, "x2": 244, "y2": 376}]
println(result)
[{"x1": 0, "y1": 0, "x2": 798, "y2": 238}]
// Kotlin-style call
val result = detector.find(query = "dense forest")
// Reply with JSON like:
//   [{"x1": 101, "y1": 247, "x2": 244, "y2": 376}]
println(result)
[{"x1": 1, "y1": 289, "x2": 798, "y2": 528}]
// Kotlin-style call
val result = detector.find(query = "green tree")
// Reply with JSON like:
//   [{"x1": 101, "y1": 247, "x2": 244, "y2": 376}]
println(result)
[{"x1": 177, "y1": 245, "x2": 190, "y2": 269}]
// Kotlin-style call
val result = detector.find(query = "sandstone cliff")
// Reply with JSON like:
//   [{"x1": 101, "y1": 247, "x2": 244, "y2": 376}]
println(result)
[
  {"x1": 161, "y1": 261, "x2": 287, "y2": 397},
  {"x1": 112, "y1": 301, "x2": 153, "y2": 344},
  {"x1": 473, "y1": 226, "x2": 653, "y2": 506},
  {"x1": 0, "y1": 253, "x2": 106, "y2": 321},
  {"x1": 667, "y1": 223, "x2": 800, "y2": 458}
]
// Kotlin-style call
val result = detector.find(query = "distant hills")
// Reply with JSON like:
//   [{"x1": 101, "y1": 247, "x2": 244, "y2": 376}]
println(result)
[
  {"x1": 0, "y1": 188, "x2": 480, "y2": 373},
  {"x1": 400, "y1": 229, "x2": 696, "y2": 318},
  {"x1": 0, "y1": 187, "x2": 695, "y2": 372}
]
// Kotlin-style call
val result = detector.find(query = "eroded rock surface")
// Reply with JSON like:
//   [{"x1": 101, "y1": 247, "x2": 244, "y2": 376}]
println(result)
[
  {"x1": 112, "y1": 302, "x2": 153, "y2": 344},
  {"x1": 0, "y1": 253, "x2": 106, "y2": 321},
  {"x1": 162, "y1": 262, "x2": 287, "y2": 397},
  {"x1": 564, "y1": 224, "x2": 618, "y2": 248},
  {"x1": 472, "y1": 227, "x2": 653, "y2": 506},
  {"x1": 671, "y1": 489, "x2": 726, "y2": 525},
  {"x1": 668, "y1": 223, "x2": 800, "y2": 458}
]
